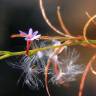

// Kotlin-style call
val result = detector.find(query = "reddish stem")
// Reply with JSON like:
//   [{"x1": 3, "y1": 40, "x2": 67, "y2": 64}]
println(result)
[
  {"x1": 78, "y1": 54, "x2": 96, "y2": 96},
  {"x1": 26, "y1": 40, "x2": 31, "y2": 55},
  {"x1": 45, "y1": 59, "x2": 51, "y2": 96},
  {"x1": 54, "y1": 63, "x2": 59, "y2": 75}
]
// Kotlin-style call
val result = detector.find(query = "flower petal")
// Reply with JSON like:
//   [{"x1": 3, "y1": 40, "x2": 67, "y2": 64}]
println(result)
[
  {"x1": 28, "y1": 28, "x2": 33, "y2": 35},
  {"x1": 32, "y1": 31, "x2": 38, "y2": 36},
  {"x1": 31, "y1": 35, "x2": 41, "y2": 40},
  {"x1": 19, "y1": 30, "x2": 27, "y2": 37}
]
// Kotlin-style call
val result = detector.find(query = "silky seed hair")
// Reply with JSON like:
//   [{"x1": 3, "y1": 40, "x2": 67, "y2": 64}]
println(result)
[{"x1": 50, "y1": 48, "x2": 84, "y2": 85}]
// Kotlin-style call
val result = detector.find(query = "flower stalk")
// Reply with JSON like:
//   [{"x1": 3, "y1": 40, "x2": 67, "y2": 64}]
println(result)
[{"x1": 0, "y1": 39, "x2": 96, "y2": 60}]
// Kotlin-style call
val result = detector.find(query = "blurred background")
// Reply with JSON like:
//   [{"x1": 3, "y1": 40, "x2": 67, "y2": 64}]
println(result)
[{"x1": 0, "y1": 0, "x2": 96, "y2": 96}]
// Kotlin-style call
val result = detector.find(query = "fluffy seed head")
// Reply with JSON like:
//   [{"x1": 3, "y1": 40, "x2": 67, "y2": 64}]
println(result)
[{"x1": 50, "y1": 48, "x2": 84, "y2": 85}]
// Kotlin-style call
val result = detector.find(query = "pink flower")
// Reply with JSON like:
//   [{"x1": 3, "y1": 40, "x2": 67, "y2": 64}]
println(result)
[
  {"x1": 18, "y1": 28, "x2": 41, "y2": 55},
  {"x1": 16, "y1": 28, "x2": 41, "y2": 55},
  {"x1": 19, "y1": 28, "x2": 41, "y2": 41}
]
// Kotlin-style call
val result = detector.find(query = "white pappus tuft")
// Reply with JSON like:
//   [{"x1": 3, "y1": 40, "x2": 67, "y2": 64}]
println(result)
[
  {"x1": 16, "y1": 40, "x2": 56, "y2": 89},
  {"x1": 18, "y1": 55, "x2": 44, "y2": 89},
  {"x1": 50, "y1": 48, "x2": 84, "y2": 85},
  {"x1": 19, "y1": 40, "x2": 64, "y2": 88},
  {"x1": 10, "y1": 40, "x2": 84, "y2": 89}
]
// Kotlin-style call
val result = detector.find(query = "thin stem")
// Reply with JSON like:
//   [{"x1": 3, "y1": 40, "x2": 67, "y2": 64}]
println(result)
[
  {"x1": 39, "y1": 0, "x2": 65, "y2": 36},
  {"x1": 45, "y1": 59, "x2": 51, "y2": 96},
  {"x1": 90, "y1": 64, "x2": 96, "y2": 75},
  {"x1": 85, "y1": 11, "x2": 96, "y2": 26},
  {"x1": 41, "y1": 35, "x2": 82, "y2": 41},
  {"x1": 78, "y1": 54, "x2": 96, "y2": 96},
  {"x1": 83, "y1": 14, "x2": 96, "y2": 48},
  {"x1": 0, "y1": 54, "x2": 10, "y2": 60},
  {"x1": 0, "y1": 39, "x2": 96, "y2": 60},
  {"x1": 57, "y1": 6, "x2": 71, "y2": 35}
]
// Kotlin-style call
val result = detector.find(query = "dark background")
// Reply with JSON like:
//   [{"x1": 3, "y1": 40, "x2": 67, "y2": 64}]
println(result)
[{"x1": 0, "y1": 0, "x2": 96, "y2": 96}]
